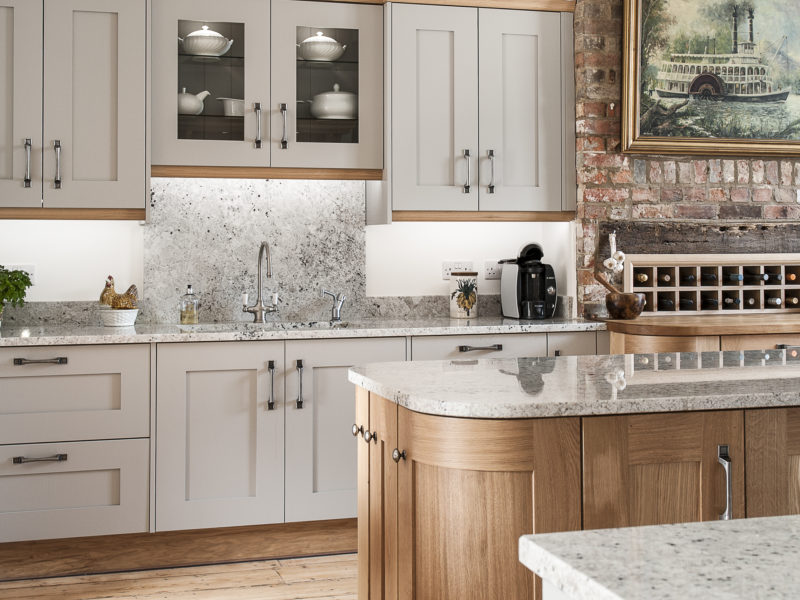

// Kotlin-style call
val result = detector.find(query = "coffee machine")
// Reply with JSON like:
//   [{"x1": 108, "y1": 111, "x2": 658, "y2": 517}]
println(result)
[{"x1": 499, "y1": 243, "x2": 557, "y2": 319}]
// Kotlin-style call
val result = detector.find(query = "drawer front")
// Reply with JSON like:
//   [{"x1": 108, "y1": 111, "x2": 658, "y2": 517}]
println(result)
[
  {"x1": 411, "y1": 333, "x2": 546, "y2": 361},
  {"x1": 548, "y1": 332, "x2": 597, "y2": 356},
  {"x1": 0, "y1": 344, "x2": 150, "y2": 444},
  {"x1": 0, "y1": 439, "x2": 149, "y2": 542},
  {"x1": 720, "y1": 334, "x2": 800, "y2": 352}
]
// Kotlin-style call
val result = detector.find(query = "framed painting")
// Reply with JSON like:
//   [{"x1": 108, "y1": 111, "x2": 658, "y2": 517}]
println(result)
[{"x1": 622, "y1": 0, "x2": 800, "y2": 156}]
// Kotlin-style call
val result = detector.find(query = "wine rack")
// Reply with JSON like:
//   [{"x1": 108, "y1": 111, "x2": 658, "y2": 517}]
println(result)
[{"x1": 623, "y1": 254, "x2": 800, "y2": 315}]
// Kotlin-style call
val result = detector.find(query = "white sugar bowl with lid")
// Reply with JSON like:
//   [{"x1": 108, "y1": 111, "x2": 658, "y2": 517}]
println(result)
[
  {"x1": 180, "y1": 25, "x2": 234, "y2": 57},
  {"x1": 297, "y1": 31, "x2": 346, "y2": 61},
  {"x1": 310, "y1": 84, "x2": 358, "y2": 119}
]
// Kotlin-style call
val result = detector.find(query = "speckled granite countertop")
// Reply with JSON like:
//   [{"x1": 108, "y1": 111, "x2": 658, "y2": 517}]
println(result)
[
  {"x1": 519, "y1": 515, "x2": 800, "y2": 600},
  {"x1": 0, "y1": 317, "x2": 603, "y2": 347},
  {"x1": 348, "y1": 350, "x2": 800, "y2": 418}
]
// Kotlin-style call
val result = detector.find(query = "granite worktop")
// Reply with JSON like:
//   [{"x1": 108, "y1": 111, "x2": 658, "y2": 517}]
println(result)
[
  {"x1": 0, "y1": 317, "x2": 602, "y2": 347},
  {"x1": 519, "y1": 515, "x2": 800, "y2": 600},
  {"x1": 348, "y1": 350, "x2": 800, "y2": 418}
]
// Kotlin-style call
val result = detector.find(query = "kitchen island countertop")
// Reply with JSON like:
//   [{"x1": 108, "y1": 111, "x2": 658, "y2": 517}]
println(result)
[
  {"x1": 0, "y1": 316, "x2": 603, "y2": 347},
  {"x1": 519, "y1": 515, "x2": 800, "y2": 600}
]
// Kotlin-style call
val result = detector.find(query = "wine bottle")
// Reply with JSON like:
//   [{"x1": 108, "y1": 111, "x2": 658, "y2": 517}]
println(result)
[
  {"x1": 680, "y1": 273, "x2": 696, "y2": 284},
  {"x1": 657, "y1": 273, "x2": 672, "y2": 284},
  {"x1": 701, "y1": 297, "x2": 720, "y2": 309},
  {"x1": 771, "y1": 273, "x2": 783, "y2": 282},
  {"x1": 658, "y1": 296, "x2": 675, "y2": 310},
  {"x1": 766, "y1": 297, "x2": 782, "y2": 307},
  {"x1": 723, "y1": 273, "x2": 744, "y2": 282},
  {"x1": 786, "y1": 296, "x2": 800, "y2": 306},
  {"x1": 786, "y1": 273, "x2": 797, "y2": 282},
  {"x1": 635, "y1": 272, "x2": 649, "y2": 284},
  {"x1": 701, "y1": 272, "x2": 718, "y2": 282},
  {"x1": 745, "y1": 297, "x2": 756, "y2": 306},
  {"x1": 723, "y1": 296, "x2": 741, "y2": 306},
  {"x1": 679, "y1": 297, "x2": 695, "y2": 309},
  {"x1": 743, "y1": 273, "x2": 769, "y2": 284}
]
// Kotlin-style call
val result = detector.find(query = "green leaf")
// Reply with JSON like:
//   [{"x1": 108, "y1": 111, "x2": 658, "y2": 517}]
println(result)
[{"x1": 0, "y1": 265, "x2": 33, "y2": 309}]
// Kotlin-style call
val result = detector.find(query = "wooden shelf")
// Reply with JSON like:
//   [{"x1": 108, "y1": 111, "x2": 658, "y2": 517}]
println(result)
[
  {"x1": 151, "y1": 165, "x2": 382, "y2": 180},
  {"x1": 392, "y1": 210, "x2": 575, "y2": 222},
  {"x1": 0, "y1": 208, "x2": 145, "y2": 221}
]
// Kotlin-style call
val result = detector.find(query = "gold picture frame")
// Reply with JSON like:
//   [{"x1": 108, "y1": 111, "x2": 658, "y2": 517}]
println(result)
[{"x1": 622, "y1": 0, "x2": 800, "y2": 156}]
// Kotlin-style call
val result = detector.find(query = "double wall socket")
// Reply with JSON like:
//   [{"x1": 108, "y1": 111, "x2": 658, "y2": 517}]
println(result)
[
  {"x1": 484, "y1": 261, "x2": 502, "y2": 280},
  {"x1": 5, "y1": 264, "x2": 36, "y2": 285},
  {"x1": 441, "y1": 261, "x2": 474, "y2": 280}
]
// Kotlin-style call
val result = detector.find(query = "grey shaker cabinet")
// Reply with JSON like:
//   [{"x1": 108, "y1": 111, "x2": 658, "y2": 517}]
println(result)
[
  {"x1": 0, "y1": 0, "x2": 147, "y2": 209},
  {"x1": 389, "y1": 4, "x2": 573, "y2": 212}
]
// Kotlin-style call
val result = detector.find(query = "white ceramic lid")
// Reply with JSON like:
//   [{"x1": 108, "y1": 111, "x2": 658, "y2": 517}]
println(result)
[
  {"x1": 301, "y1": 31, "x2": 340, "y2": 44},
  {"x1": 317, "y1": 83, "x2": 354, "y2": 96},
  {"x1": 187, "y1": 25, "x2": 224, "y2": 38}
]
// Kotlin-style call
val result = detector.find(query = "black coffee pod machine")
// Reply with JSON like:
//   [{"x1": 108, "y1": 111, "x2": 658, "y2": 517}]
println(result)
[{"x1": 499, "y1": 243, "x2": 557, "y2": 319}]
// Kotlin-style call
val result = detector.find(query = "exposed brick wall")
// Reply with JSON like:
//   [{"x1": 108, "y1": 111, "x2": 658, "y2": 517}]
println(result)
[{"x1": 573, "y1": 0, "x2": 800, "y2": 315}]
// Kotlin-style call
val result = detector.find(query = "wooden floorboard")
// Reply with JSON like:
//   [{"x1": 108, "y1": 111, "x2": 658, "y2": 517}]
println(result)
[{"x1": 0, "y1": 554, "x2": 357, "y2": 600}]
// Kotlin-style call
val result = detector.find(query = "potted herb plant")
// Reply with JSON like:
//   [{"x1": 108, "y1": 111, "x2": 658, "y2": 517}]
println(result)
[{"x1": 0, "y1": 265, "x2": 33, "y2": 327}]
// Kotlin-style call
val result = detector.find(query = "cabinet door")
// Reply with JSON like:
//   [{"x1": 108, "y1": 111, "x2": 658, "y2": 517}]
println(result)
[
  {"x1": 285, "y1": 337, "x2": 405, "y2": 523},
  {"x1": 156, "y1": 342, "x2": 284, "y2": 531},
  {"x1": 42, "y1": 0, "x2": 145, "y2": 208},
  {"x1": 411, "y1": 332, "x2": 546, "y2": 361},
  {"x1": 583, "y1": 411, "x2": 745, "y2": 529},
  {"x1": 477, "y1": 9, "x2": 562, "y2": 211},
  {"x1": 270, "y1": 0, "x2": 382, "y2": 169},
  {"x1": 152, "y1": 0, "x2": 270, "y2": 167},
  {"x1": 745, "y1": 408, "x2": 800, "y2": 517},
  {"x1": 547, "y1": 331, "x2": 597, "y2": 356},
  {"x1": 396, "y1": 409, "x2": 580, "y2": 600},
  {"x1": 391, "y1": 4, "x2": 479, "y2": 211},
  {"x1": 0, "y1": 0, "x2": 42, "y2": 207},
  {"x1": 356, "y1": 387, "x2": 370, "y2": 600}
]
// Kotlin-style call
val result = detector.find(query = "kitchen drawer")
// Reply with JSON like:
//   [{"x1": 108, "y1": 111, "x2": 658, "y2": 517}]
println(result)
[
  {"x1": 720, "y1": 334, "x2": 800, "y2": 352},
  {"x1": 411, "y1": 333, "x2": 546, "y2": 361},
  {"x1": 0, "y1": 344, "x2": 150, "y2": 444},
  {"x1": 0, "y1": 438, "x2": 149, "y2": 542},
  {"x1": 547, "y1": 332, "x2": 597, "y2": 356}
]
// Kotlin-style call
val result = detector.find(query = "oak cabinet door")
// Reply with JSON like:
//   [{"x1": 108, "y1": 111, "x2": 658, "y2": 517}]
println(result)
[
  {"x1": 477, "y1": 9, "x2": 562, "y2": 211},
  {"x1": 397, "y1": 409, "x2": 580, "y2": 600},
  {"x1": 0, "y1": 0, "x2": 42, "y2": 207},
  {"x1": 390, "y1": 4, "x2": 479, "y2": 211},
  {"x1": 156, "y1": 341, "x2": 285, "y2": 531},
  {"x1": 583, "y1": 411, "x2": 745, "y2": 529},
  {"x1": 43, "y1": 0, "x2": 146, "y2": 208},
  {"x1": 285, "y1": 338, "x2": 405, "y2": 523},
  {"x1": 745, "y1": 408, "x2": 800, "y2": 517}
]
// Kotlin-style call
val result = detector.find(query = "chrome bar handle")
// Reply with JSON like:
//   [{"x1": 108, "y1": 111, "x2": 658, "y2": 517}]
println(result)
[
  {"x1": 254, "y1": 102, "x2": 263, "y2": 149},
  {"x1": 267, "y1": 360, "x2": 275, "y2": 410},
  {"x1": 13, "y1": 454, "x2": 68, "y2": 464},
  {"x1": 295, "y1": 359, "x2": 304, "y2": 409},
  {"x1": 24, "y1": 138, "x2": 31, "y2": 188},
  {"x1": 458, "y1": 344, "x2": 502, "y2": 353},
  {"x1": 392, "y1": 448, "x2": 406, "y2": 463},
  {"x1": 280, "y1": 103, "x2": 288, "y2": 149},
  {"x1": 463, "y1": 149, "x2": 471, "y2": 193},
  {"x1": 487, "y1": 149, "x2": 495, "y2": 194},
  {"x1": 53, "y1": 140, "x2": 61, "y2": 189},
  {"x1": 14, "y1": 357, "x2": 68, "y2": 366},
  {"x1": 718, "y1": 445, "x2": 732, "y2": 521}
]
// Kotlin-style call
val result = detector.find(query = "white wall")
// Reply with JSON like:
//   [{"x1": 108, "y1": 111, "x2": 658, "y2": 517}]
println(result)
[
  {"x1": 0, "y1": 221, "x2": 144, "y2": 302},
  {"x1": 366, "y1": 221, "x2": 576, "y2": 298}
]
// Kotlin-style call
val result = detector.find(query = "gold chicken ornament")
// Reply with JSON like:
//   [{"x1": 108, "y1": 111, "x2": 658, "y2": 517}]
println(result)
[{"x1": 99, "y1": 275, "x2": 139, "y2": 309}]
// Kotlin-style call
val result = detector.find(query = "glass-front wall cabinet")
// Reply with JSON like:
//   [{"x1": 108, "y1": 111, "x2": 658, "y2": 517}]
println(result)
[
  {"x1": 153, "y1": 0, "x2": 270, "y2": 167},
  {"x1": 270, "y1": 0, "x2": 382, "y2": 169}
]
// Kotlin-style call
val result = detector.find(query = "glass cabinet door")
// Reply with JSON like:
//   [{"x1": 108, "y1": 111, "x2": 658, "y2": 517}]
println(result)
[
  {"x1": 152, "y1": 0, "x2": 269, "y2": 167},
  {"x1": 271, "y1": 0, "x2": 382, "y2": 169}
]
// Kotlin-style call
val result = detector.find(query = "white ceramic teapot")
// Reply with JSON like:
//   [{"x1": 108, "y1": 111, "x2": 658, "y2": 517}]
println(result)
[{"x1": 178, "y1": 88, "x2": 211, "y2": 115}]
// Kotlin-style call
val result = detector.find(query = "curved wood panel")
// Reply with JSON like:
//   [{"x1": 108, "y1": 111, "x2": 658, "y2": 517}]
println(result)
[{"x1": 606, "y1": 314, "x2": 800, "y2": 337}]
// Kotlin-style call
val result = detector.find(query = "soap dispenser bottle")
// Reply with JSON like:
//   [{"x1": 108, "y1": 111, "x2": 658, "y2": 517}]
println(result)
[{"x1": 180, "y1": 284, "x2": 199, "y2": 324}]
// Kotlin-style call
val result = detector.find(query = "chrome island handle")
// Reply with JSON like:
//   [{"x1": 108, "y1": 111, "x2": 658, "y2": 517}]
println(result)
[
  {"x1": 14, "y1": 357, "x2": 68, "y2": 366},
  {"x1": 718, "y1": 444, "x2": 732, "y2": 521},
  {"x1": 13, "y1": 453, "x2": 68, "y2": 464}
]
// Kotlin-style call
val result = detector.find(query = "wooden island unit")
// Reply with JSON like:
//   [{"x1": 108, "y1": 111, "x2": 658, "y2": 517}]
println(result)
[{"x1": 349, "y1": 352, "x2": 800, "y2": 599}]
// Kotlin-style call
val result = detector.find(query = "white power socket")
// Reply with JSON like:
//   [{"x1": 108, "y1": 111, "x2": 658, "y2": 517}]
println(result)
[
  {"x1": 441, "y1": 261, "x2": 474, "y2": 280},
  {"x1": 484, "y1": 261, "x2": 502, "y2": 280},
  {"x1": 5, "y1": 264, "x2": 36, "y2": 285}
]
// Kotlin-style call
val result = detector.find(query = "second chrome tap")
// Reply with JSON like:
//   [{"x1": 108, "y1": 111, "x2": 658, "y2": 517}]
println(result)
[{"x1": 243, "y1": 241, "x2": 279, "y2": 323}]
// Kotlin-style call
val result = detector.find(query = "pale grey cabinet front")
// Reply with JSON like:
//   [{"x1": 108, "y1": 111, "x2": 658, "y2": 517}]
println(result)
[
  {"x1": 156, "y1": 341, "x2": 285, "y2": 531},
  {"x1": 284, "y1": 337, "x2": 406, "y2": 522},
  {"x1": 0, "y1": 0, "x2": 146, "y2": 209},
  {"x1": 390, "y1": 4, "x2": 570, "y2": 212}
]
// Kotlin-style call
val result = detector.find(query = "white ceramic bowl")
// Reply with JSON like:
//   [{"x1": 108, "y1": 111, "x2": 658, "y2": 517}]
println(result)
[
  {"x1": 310, "y1": 84, "x2": 357, "y2": 119},
  {"x1": 217, "y1": 97, "x2": 245, "y2": 117},
  {"x1": 297, "y1": 31, "x2": 346, "y2": 62},
  {"x1": 100, "y1": 308, "x2": 138, "y2": 327},
  {"x1": 181, "y1": 25, "x2": 234, "y2": 57}
]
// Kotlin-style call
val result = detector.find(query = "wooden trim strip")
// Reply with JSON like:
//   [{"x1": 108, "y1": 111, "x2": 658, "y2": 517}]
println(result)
[
  {"x1": 0, "y1": 519, "x2": 357, "y2": 582},
  {"x1": 0, "y1": 208, "x2": 146, "y2": 220},
  {"x1": 392, "y1": 210, "x2": 575, "y2": 222},
  {"x1": 151, "y1": 165, "x2": 383, "y2": 180},
  {"x1": 319, "y1": 0, "x2": 575, "y2": 11}
]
